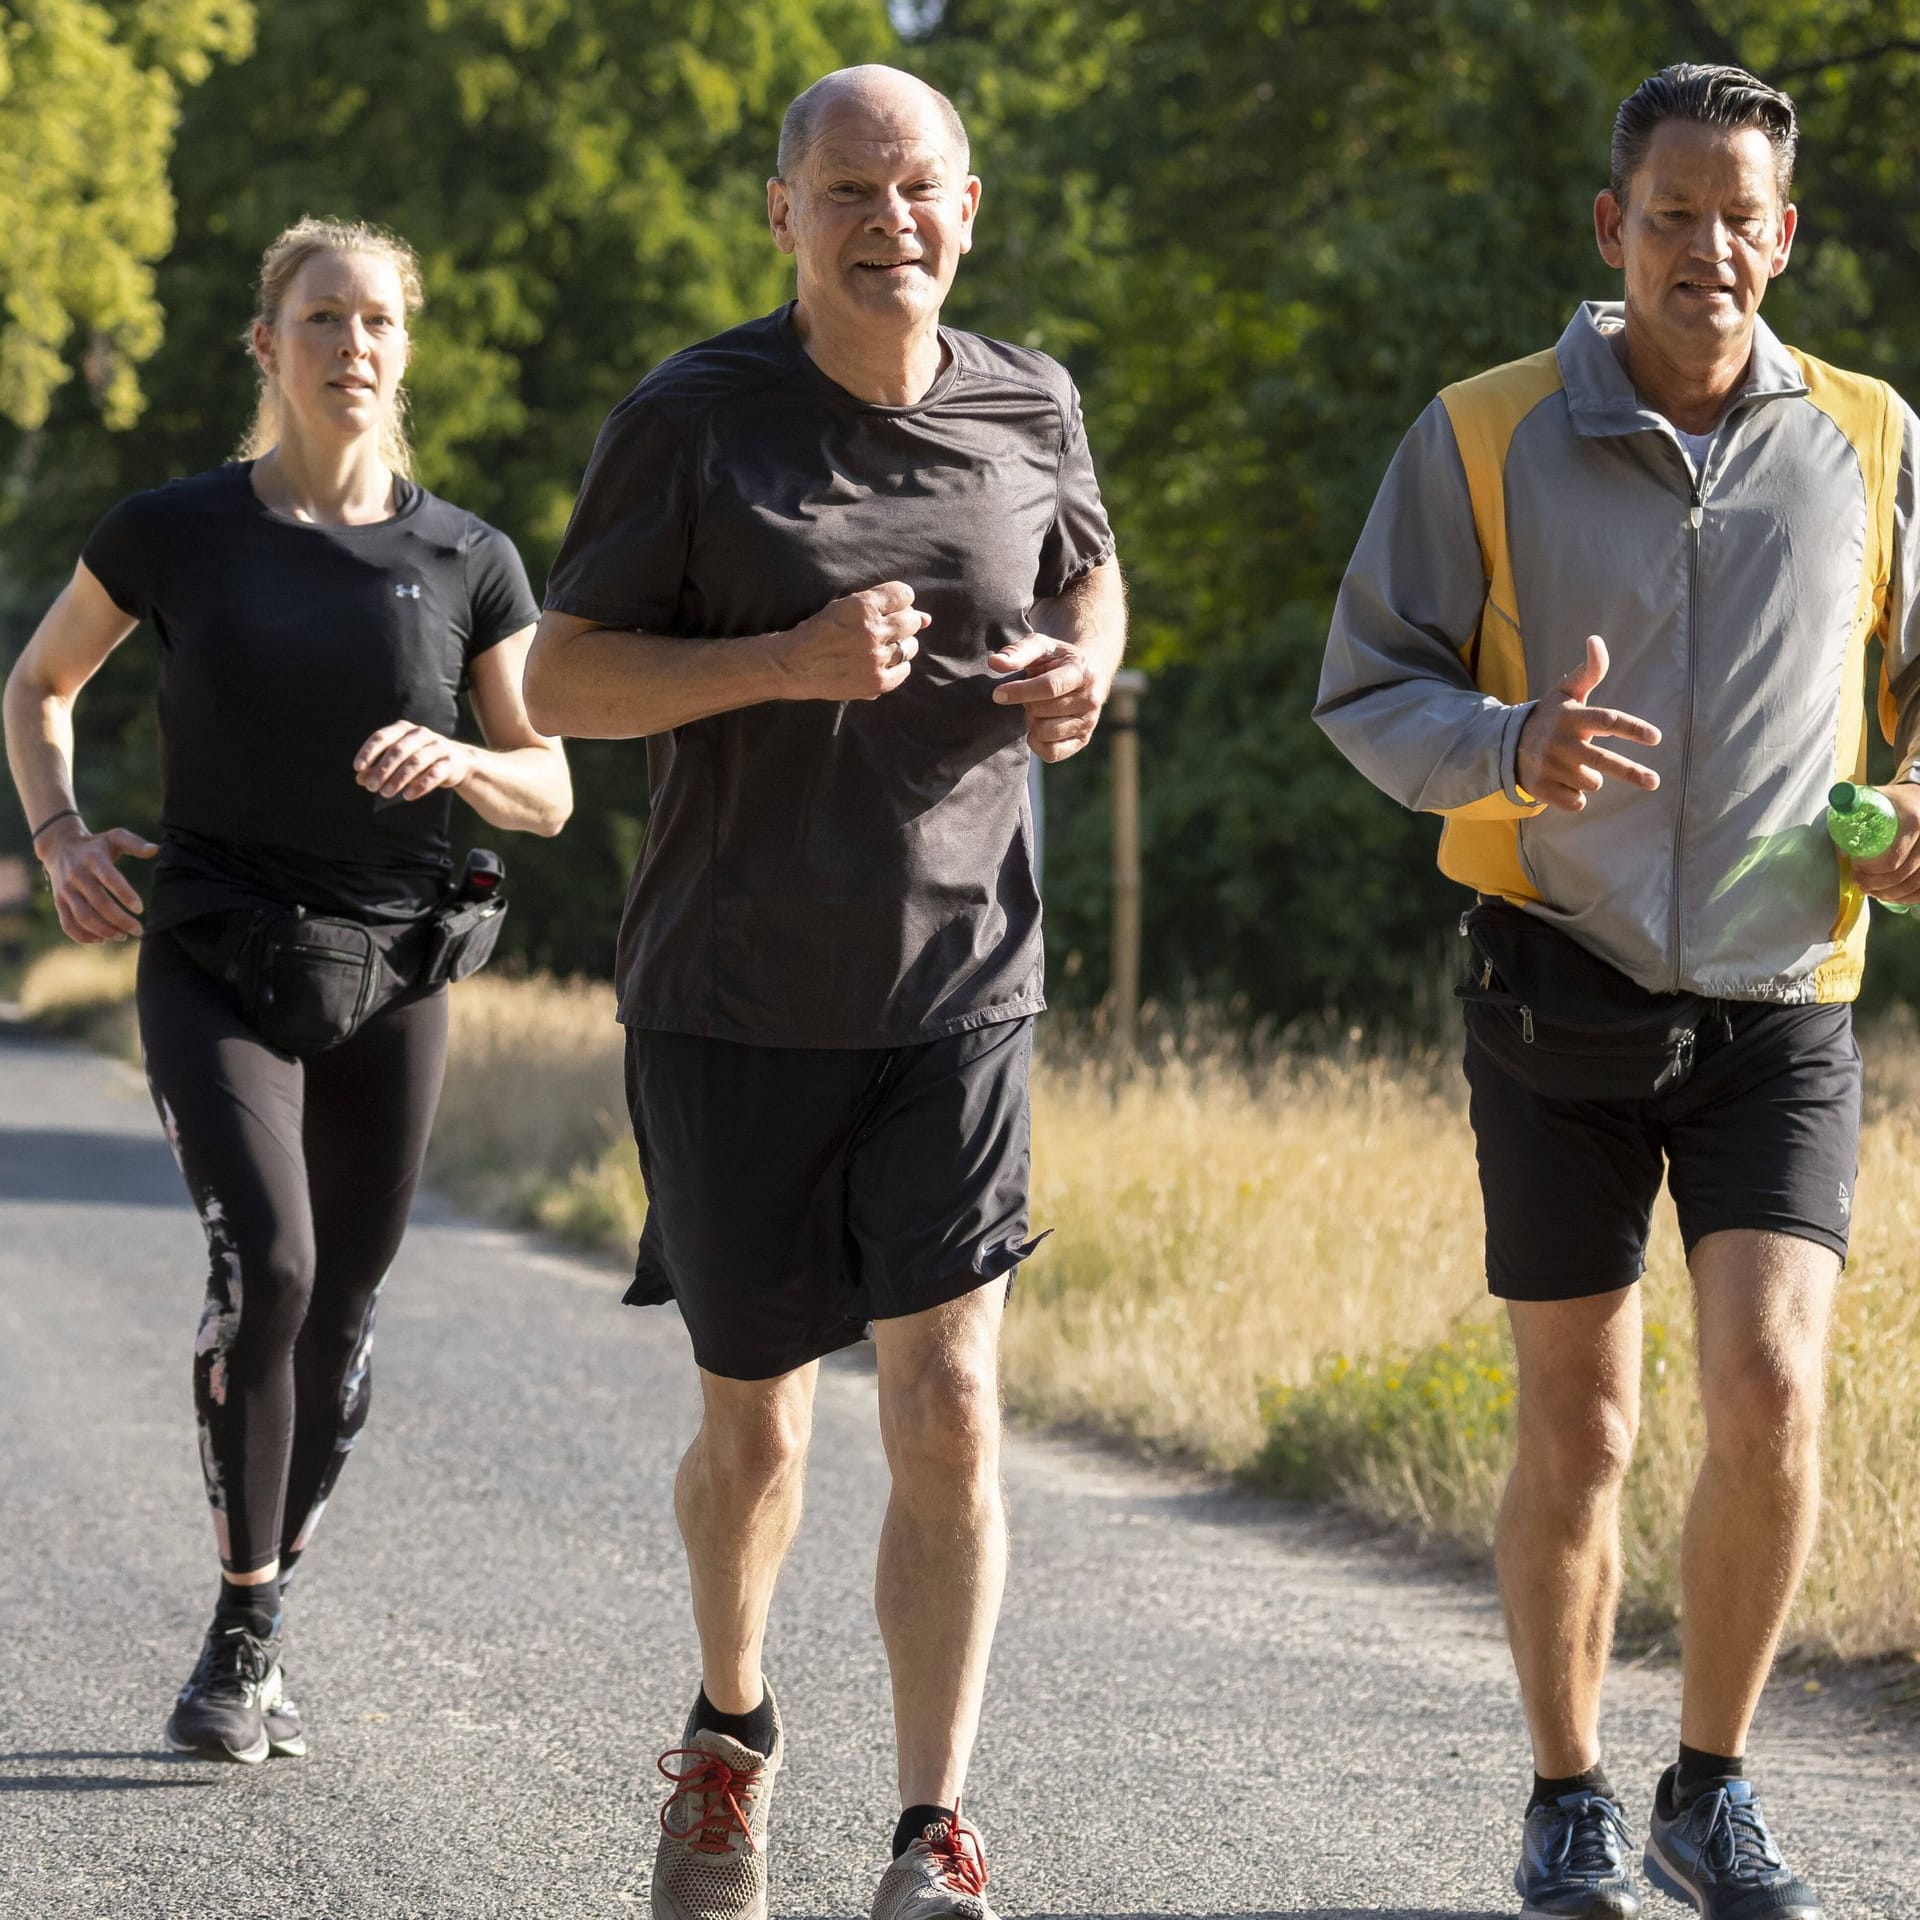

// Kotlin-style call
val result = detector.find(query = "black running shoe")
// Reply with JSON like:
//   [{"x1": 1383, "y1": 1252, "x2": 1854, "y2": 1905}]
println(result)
[
  {"x1": 262, "y1": 1664, "x2": 307, "y2": 1759},
  {"x1": 164, "y1": 1618, "x2": 279, "y2": 1764}
]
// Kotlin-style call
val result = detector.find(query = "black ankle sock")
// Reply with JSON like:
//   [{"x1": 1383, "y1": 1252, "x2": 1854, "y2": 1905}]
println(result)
[
  {"x1": 1529, "y1": 1763, "x2": 1614, "y2": 1813},
  {"x1": 693, "y1": 1687, "x2": 774, "y2": 1757},
  {"x1": 217, "y1": 1575, "x2": 281, "y2": 1637},
  {"x1": 1674, "y1": 1743, "x2": 1745, "y2": 1806},
  {"x1": 893, "y1": 1804, "x2": 953, "y2": 1859}
]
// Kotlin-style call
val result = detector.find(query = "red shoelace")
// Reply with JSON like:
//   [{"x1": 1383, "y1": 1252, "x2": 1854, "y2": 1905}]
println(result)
[
  {"x1": 657, "y1": 1747, "x2": 763, "y2": 1855},
  {"x1": 921, "y1": 1808, "x2": 989, "y2": 1896}
]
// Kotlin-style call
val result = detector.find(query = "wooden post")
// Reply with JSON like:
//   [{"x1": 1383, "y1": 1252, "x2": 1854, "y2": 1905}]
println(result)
[{"x1": 1108, "y1": 668, "x2": 1147, "y2": 1054}]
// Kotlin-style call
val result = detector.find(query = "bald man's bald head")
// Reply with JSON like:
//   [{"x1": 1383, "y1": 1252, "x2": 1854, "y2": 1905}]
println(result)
[{"x1": 776, "y1": 64, "x2": 970, "y2": 182}]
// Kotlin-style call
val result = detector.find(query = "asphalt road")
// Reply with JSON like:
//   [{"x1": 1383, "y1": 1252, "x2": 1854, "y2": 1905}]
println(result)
[{"x1": 3, "y1": 1016, "x2": 1918, "y2": 1920}]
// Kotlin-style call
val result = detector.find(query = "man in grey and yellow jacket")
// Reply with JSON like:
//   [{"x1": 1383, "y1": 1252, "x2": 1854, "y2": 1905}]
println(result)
[{"x1": 1316, "y1": 64, "x2": 1917, "y2": 1920}]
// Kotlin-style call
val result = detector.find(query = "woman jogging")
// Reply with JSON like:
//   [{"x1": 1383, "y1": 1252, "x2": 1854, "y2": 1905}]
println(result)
[{"x1": 2, "y1": 217, "x2": 572, "y2": 1763}]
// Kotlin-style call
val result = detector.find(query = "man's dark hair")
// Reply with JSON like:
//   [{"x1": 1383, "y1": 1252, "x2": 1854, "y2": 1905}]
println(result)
[{"x1": 1610, "y1": 63, "x2": 1798, "y2": 202}]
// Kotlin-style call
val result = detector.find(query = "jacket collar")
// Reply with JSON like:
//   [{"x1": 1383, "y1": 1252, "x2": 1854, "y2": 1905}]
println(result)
[{"x1": 1554, "y1": 299, "x2": 1808, "y2": 438}]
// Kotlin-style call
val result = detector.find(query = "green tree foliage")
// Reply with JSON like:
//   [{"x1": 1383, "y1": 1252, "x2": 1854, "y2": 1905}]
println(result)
[
  {"x1": 12, "y1": 0, "x2": 1920, "y2": 1018},
  {"x1": 0, "y1": 0, "x2": 891, "y2": 969},
  {"x1": 923, "y1": 0, "x2": 1920, "y2": 1025},
  {"x1": 917, "y1": 0, "x2": 1616, "y2": 1023},
  {"x1": 0, "y1": 0, "x2": 253, "y2": 430}
]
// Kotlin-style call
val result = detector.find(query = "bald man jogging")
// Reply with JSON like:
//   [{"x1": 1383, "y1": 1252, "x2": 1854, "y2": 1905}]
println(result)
[
  {"x1": 1316, "y1": 63, "x2": 1920, "y2": 1920},
  {"x1": 527, "y1": 65, "x2": 1123, "y2": 1920}
]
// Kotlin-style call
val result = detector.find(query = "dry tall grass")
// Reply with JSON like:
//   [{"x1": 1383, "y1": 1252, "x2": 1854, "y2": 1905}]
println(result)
[
  {"x1": 427, "y1": 971, "x2": 629, "y2": 1227},
  {"x1": 20, "y1": 950, "x2": 1920, "y2": 1657},
  {"x1": 1011, "y1": 1050, "x2": 1485, "y2": 1463},
  {"x1": 431, "y1": 976, "x2": 1920, "y2": 1657},
  {"x1": 14, "y1": 940, "x2": 141, "y2": 1057},
  {"x1": 1024, "y1": 1044, "x2": 1920, "y2": 1658}
]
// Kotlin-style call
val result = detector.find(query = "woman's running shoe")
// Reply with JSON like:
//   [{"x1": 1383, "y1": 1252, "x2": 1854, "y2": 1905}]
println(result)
[
  {"x1": 262, "y1": 1663, "x2": 307, "y2": 1758},
  {"x1": 163, "y1": 1616, "x2": 281, "y2": 1764}
]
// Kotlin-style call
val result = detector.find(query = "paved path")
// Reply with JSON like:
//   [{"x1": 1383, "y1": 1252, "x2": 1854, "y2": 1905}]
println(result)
[{"x1": 2, "y1": 1019, "x2": 1917, "y2": 1919}]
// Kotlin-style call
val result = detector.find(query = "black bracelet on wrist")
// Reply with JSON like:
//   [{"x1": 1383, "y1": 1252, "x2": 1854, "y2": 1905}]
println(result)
[{"x1": 28, "y1": 805, "x2": 81, "y2": 847}]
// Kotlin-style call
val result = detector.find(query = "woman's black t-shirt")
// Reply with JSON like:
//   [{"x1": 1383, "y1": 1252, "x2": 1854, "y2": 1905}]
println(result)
[{"x1": 82, "y1": 462, "x2": 540, "y2": 931}]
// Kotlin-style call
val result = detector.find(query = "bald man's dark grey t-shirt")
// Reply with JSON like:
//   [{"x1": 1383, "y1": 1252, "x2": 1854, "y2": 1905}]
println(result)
[{"x1": 545, "y1": 304, "x2": 1115, "y2": 1047}]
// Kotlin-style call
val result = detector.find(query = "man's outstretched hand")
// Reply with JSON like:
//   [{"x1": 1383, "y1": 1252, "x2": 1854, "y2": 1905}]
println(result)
[
  {"x1": 1849, "y1": 783, "x2": 1920, "y2": 905},
  {"x1": 1516, "y1": 635, "x2": 1662, "y2": 812}
]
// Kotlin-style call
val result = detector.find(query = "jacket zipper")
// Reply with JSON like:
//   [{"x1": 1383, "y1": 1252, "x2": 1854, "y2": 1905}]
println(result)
[{"x1": 1669, "y1": 471, "x2": 1704, "y2": 991}]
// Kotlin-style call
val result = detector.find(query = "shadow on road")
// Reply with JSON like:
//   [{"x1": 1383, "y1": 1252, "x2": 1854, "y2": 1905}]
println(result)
[
  {"x1": 0, "y1": 1747, "x2": 225, "y2": 1793},
  {"x1": 0, "y1": 1774, "x2": 219, "y2": 1793},
  {"x1": 0, "y1": 1126, "x2": 186, "y2": 1209}
]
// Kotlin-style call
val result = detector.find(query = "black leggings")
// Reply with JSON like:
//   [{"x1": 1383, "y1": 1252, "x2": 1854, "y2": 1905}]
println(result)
[{"x1": 136, "y1": 927, "x2": 449, "y2": 1578}]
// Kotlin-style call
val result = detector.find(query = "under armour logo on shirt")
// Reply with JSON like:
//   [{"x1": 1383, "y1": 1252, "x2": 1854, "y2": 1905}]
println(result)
[
  {"x1": 394, "y1": 582, "x2": 422, "y2": 599},
  {"x1": 1838, "y1": 1182, "x2": 1851, "y2": 1218}
]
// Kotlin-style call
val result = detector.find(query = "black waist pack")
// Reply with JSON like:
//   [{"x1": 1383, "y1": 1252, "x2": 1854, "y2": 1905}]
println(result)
[
  {"x1": 174, "y1": 853, "x2": 508, "y2": 1055},
  {"x1": 1456, "y1": 899, "x2": 1710, "y2": 1101}
]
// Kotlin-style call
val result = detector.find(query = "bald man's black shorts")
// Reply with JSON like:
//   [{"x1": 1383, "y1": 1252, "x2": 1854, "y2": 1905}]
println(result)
[
  {"x1": 1465, "y1": 998, "x2": 1861, "y2": 1301},
  {"x1": 621, "y1": 1016, "x2": 1040, "y2": 1380}
]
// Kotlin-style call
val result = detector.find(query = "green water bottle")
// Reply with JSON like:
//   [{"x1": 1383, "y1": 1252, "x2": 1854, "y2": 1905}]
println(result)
[{"x1": 1828, "y1": 782, "x2": 1910, "y2": 915}]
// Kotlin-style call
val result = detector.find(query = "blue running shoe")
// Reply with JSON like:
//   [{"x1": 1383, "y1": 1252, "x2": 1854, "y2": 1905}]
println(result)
[
  {"x1": 1516, "y1": 1790, "x2": 1640, "y2": 1919},
  {"x1": 1644, "y1": 1767, "x2": 1820, "y2": 1918}
]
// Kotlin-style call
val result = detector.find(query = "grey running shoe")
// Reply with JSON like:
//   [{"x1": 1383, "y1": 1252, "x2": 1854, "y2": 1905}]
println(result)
[
  {"x1": 262, "y1": 1663, "x2": 307, "y2": 1758},
  {"x1": 1515, "y1": 1790, "x2": 1639, "y2": 1918},
  {"x1": 650, "y1": 1683, "x2": 783, "y2": 1920},
  {"x1": 164, "y1": 1618, "x2": 279, "y2": 1764},
  {"x1": 870, "y1": 1807, "x2": 999, "y2": 1920},
  {"x1": 1645, "y1": 1767, "x2": 1820, "y2": 1918}
]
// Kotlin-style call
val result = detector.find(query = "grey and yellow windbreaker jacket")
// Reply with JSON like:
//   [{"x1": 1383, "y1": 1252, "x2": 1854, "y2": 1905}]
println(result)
[{"x1": 1315, "y1": 300, "x2": 1920, "y2": 1004}]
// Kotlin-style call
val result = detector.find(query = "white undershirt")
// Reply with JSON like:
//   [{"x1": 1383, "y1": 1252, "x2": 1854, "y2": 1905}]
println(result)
[
  {"x1": 1602, "y1": 326, "x2": 1723, "y2": 477},
  {"x1": 1675, "y1": 425, "x2": 1718, "y2": 477}
]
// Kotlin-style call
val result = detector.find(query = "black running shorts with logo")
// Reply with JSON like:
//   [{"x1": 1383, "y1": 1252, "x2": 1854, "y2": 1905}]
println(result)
[
  {"x1": 622, "y1": 1016, "x2": 1039, "y2": 1380},
  {"x1": 1465, "y1": 1001, "x2": 1861, "y2": 1301}
]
